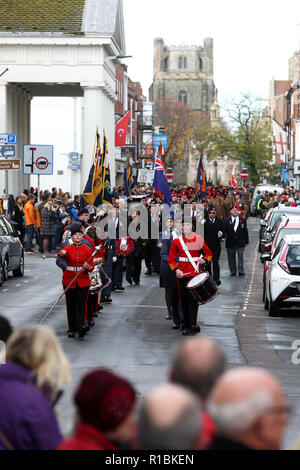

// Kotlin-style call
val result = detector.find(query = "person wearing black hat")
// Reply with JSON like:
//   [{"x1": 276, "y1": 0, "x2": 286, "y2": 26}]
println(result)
[
  {"x1": 168, "y1": 218, "x2": 213, "y2": 336},
  {"x1": 224, "y1": 207, "x2": 249, "y2": 276},
  {"x1": 203, "y1": 208, "x2": 224, "y2": 286},
  {"x1": 57, "y1": 225, "x2": 94, "y2": 338}
]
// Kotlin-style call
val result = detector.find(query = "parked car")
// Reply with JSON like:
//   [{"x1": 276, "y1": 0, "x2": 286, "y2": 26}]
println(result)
[
  {"x1": 262, "y1": 220, "x2": 300, "y2": 302},
  {"x1": 259, "y1": 206, "x2": 300, "y2": 252},
  {"x1": 264, "y1": 234, "x2": 300, "y2": 316},
  {"x1": 0, "y1": 215, "x2": 24, "y2": 287}
]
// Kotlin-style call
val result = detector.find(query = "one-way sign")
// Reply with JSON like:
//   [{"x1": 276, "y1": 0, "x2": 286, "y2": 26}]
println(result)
[{"x1": 0, "y1": 145, "x2": 16, "y2": 157}]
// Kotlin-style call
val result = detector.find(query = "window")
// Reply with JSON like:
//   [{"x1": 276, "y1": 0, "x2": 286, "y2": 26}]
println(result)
[
  {"x1": 164, "y1": 57, "x2": 168, "y2": 71},
  {"x1": 199, "y1": 58, "x2": 203, "y2": 71},
  {"x1": 179, "y1": 90, "x2": 187, "y2": 104},
  {"x1": 179, "y1": 56, "x2": 187, "y2": 69}
]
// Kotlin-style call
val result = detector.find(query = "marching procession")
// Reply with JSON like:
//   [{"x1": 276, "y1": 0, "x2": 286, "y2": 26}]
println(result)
[{"x1": 1, "y1": 182, "x2": 252, "y2": 338}]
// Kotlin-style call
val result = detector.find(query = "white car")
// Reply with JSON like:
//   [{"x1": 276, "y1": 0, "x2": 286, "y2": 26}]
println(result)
[{"x1": 264, "y1": 234, "x2": 300, "y2": 317}]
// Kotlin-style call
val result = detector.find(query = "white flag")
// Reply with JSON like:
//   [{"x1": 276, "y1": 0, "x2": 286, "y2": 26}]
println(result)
[{"x1": 273, "y1": 120, "x2": 288, "y2": 161}]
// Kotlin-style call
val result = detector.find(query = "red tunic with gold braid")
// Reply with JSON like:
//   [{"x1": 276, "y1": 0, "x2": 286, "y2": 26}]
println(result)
[
  {"x1": 58, "y1": 244, "x2": 94, "y2": 289},
  {"x1": 168, "y1": 234, "x2": 213, "y2": 278}
]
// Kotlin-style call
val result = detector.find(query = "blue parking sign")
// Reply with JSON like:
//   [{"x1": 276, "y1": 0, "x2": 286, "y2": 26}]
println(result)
[{"x1": 153, "y1": 134, "x2": 168, "y2": 148}]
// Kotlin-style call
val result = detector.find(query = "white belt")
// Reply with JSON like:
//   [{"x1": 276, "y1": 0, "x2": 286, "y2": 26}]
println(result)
[
  {"x1": 179, "y1": 257, "x2": 200, "y2": 262},
  {"x1": 66, "y1": 267, "x2": 83, "y2": 272}
]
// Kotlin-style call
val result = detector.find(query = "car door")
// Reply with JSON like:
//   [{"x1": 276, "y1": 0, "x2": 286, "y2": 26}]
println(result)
[{"x1": 0, "y1": 216, "x2": 19, "y2": 269}]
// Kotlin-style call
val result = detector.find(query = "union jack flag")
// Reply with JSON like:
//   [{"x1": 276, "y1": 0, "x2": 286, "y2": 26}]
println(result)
[{"x1": 153, "y1": 145, "x2": 172, "y2": 206}]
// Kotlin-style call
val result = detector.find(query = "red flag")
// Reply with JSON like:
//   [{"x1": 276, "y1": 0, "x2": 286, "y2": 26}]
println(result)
[
  {"x1": 231, "y1": 164, "x2": 237, "y2": 189},
  {"x1": 115, "y1": 111, "x2": 130, "y2": 147}
]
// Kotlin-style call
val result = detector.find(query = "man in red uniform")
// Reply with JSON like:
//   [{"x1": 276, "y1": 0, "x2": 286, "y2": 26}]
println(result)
[
  {"x1": 57, "y1": 225, "x2": 94, "y2": 338},
  {"x1": 168, "y1": 219, "x2": 213, "y2": 336}
]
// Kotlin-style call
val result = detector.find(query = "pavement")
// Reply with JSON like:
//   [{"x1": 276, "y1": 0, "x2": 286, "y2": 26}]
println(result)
[{"x1": 1, "y1": 221, "x2": 300, "y2": 449}]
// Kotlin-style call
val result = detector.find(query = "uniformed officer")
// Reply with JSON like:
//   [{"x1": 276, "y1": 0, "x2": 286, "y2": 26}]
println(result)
[
  {"x1": 57, "y1": 225, "x2": 94, "y2": 338},
  {"x1": 168, "y1": 218, "x2": 213, "y2": 336}
]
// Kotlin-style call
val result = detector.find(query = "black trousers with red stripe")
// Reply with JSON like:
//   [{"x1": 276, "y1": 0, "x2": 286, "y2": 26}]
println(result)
[
  {"x1": 177, "y1": 277, "x2": 199, "y2": 329},
  {"x1": 64, "y1": 283, "x2": 89, "y2": 333}
]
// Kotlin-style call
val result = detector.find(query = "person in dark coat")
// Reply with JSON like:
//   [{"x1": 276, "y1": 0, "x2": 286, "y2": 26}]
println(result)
[
  {"x1": 224, "y1": 207, "x2": 249, "y2": 276},
  {"x1": 0, "y1": 325, "x2": 71, "y2": 450},
  {"x1": 203, "y1": 208, "x2": 224, "y2": 286},
  {"x1": 159, "y1": 217, "x2": 181, "y2": 329},
  {"x1": 126, "y1": 211, "x2": 146, "y2": 286},
  {"x1": 12, "y1": 196, "x2": 25, "y2": 245},
  {"x1": 145, "y1": 205, "x2": 162, "y2": 275}
]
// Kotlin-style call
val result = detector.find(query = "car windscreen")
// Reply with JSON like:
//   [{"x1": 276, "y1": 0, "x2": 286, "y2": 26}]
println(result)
[
  {"x1": 275, "y1": 229, "x2": 300, "y2": 250},
  {"x1": 270, "y1": 211, "x2": 300, "y2": 227}
]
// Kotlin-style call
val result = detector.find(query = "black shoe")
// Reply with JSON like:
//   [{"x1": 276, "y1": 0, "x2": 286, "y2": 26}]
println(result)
[
  {"x1": 111, "y1": 286, "x2": 116, "y2": 291},
  {"x1": 180, "y1": 322, "x2": 186, "y2": 332},
  {"x1": 102, "y1": 296, "x2": 112, "y2": 303},
  {"x1": 182, "y1": 328, "x2": 196, "y2": 336},
  {"x1": 239, "y1": 273, "x2": 245, "y2": 276},
  {"x1": 78, "y1": 327, "x2": 88, "y2": 338},
  {"x1": 93, "y1": 312, "x2": 98, "y2": 317},
  {"x1": 134, "y1": 282, "x2": 140, "y2": 286},
  {"x1": 67, "y1": 331, "x2": 76, "y2": 338},
  {"x1": 216, "y1": 280, "x2": 222, "y2": 286},
  {"x1": 126, "y1": 278, "x2": 133, "y2": 285},
  {"x1": 116, "y1": 286, "x2": 125, "y2": 291},
  {"x1": 165, "y1": 314, "x2": 172, "y2": 320},
  {"x1": 191, "y1": 325, "x2": 201, "y2": 333},
  {"x1": 172, "y1": 324, "x2": 180, "y2": 330},
  {"x1": 145, "y1": 271, "x2": 152, "y2": 276},
  {"x1": 230, "y1": 273, "x2": 236, "y2": 276},
  {"x1": 97, "y1": 304, "x2": 103, "y2": 312},
  {"x1": 88, "y1": 319, "x2": 95, "y2": 328}
]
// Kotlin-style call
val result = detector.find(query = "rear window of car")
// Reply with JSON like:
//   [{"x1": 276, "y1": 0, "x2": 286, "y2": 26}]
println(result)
[
  {"x1": 276, "y1": 228, "x2": 300, "y2": 249},
  {"x1": 271, "y1": 210, "x2": 300, "y2": 227}
]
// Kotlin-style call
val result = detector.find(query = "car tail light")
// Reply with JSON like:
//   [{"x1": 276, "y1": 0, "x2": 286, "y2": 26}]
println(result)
[
  {"x1": 265, "y1": 244, "x2": 271, "y2": 251},
  {"x1": 278, "y1": 245, "x2": 290, "y2": 274}
]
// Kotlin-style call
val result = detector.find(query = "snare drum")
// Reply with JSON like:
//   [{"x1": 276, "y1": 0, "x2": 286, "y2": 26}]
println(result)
[
  {"x1": 89, "y1": 268, "x2": 102, "y2": 294},
  {"x1": 187, "y1": 272, "x2": 219, "y2": 305}
]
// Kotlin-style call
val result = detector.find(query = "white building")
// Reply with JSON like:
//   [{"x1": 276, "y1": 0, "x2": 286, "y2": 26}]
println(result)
[{"x1": 0, "y1": 0, "x2": 126, "y2": 196}]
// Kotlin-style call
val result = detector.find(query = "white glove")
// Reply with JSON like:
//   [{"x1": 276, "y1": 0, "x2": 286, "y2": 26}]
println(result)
[
  {"x1": 112, "y1": 256, "x2": 117, "y2": 263},
  {"x1": 201, "y1": 219, "x2": 206, "y2": 225},
  {"x1": 218, "y1": 231, "x2": 223, "y2": 238}
]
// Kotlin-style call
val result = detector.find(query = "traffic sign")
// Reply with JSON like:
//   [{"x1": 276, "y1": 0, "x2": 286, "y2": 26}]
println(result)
[
  {"x1": 23, "y1": 145, "x2": 53, "y2": 175},
  {"x1": 240, "y1": 169, "x2": 249, "y2": 179},
  {"x1": 68, "y1": 164, "x2": 81, "y2": 171},
  {"x1": 0, "y1": 145, "x2": 16, "y2": 157},
  {"x1": 137, "y1": 169, "x2": 154, "y2": 184},
  {"x1": 0, "y1": 134, "x2": 17, "y2": 144},
  {"x1": 165, "y1": 168, "x2": 174, "y2": 182},
  {"x1": 153, "y1": 134, "x2": 168, "y2": 148},
  {"x1": 0, "y1": 160, "x2": 20, "y2": 170}
]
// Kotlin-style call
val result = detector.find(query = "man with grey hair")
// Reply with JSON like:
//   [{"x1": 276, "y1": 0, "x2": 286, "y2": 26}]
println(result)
[
  {"x1": 169, "y1": 337, "x2": 226, "y2": 447},
  {"x1": 137, "y1": 384, "x2": 202, "y2": 450},
  {"x1": 206, "y1": 367, "x2": 290, "y2": 450}
]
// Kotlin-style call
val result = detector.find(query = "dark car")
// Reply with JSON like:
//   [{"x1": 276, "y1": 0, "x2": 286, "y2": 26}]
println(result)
[{"x1": 0, "y1": 215, "x2": 24, "y2": 286}]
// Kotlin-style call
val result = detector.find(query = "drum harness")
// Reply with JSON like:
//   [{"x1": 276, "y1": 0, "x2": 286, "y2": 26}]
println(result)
[{"x1": 178, "y1": 236, "x2": 203, "y2": 277}]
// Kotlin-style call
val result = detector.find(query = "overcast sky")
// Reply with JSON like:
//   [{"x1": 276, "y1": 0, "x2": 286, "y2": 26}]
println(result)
[{"x1": 123, "y1": 0, "x2": 300, "y2": 105}]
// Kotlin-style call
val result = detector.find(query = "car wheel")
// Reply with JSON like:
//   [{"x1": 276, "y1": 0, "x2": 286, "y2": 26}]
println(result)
[
  {"x1": 2, "y1": 257, "x2": 8, "y2": 281},
  {"x1": 268, "y1": 288, "x2": 278, "y2": 317},
  {"x1": 13, "y1": 254, "x2": 24, "y2": 277},
  {"x1": 0, "y1": 261, "x2": 3, "y2": 287}
]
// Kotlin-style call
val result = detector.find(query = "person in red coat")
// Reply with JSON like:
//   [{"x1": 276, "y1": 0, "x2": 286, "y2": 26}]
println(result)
[
  {"x1": 57, "y1": 226, "x2": 94, "y2": 338},
  {"x1": 57, "y1": 369, "x2": 137, "y2": 450},
  {"x1": 168, "y1": 218, "x2": 213, "y2": 336}
]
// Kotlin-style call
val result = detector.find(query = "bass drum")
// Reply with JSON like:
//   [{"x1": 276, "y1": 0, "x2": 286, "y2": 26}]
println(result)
[
  {"x1": 187, "y1": 272, "x2": 219, "y2": 305},
  {"x1": 89, "y1": 268, "x2": 102, "y2": 294}
]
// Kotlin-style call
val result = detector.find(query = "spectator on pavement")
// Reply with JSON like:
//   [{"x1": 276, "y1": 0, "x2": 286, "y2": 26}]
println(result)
[
  {"x1": 206, "y1": 367, "x2": 290, "y2": 450},
  {"x1": 58, "y1": 369, "x2": 137, "y2": 450},
  {"x1": 170, "y1": 337, "x2": 226, "y2": 447},
  {"x1": 12, "y1": 196, "x2": 25, "y2": 246},
  {"x1": 0, "y1": 325, "x2": 71, "y2": 450},
  {"x1": 40, "y1": 201, "x2": 58, "y2": 254},
  {"x1": 137, "y1": 384, "x2": 202, "y2": 450},
  {"x1": 24, "y1": 194, "x2": 36, "y2": 253}
]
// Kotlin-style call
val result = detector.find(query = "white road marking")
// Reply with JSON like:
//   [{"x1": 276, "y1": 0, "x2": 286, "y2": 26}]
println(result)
[{"x1": 15, "y1": 284, "x2": 20, "y2": 287}]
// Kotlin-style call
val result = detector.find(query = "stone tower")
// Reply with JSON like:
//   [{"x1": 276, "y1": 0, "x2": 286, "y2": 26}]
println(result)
[{"x1": 149, "y1": 37, "x2": 217, "y2": 113}]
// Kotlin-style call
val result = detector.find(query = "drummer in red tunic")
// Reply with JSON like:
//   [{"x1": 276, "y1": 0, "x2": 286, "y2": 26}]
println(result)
[
  {"x1": 168, "y1": 218, "x2": 213, "y2": 336},
  {"x1": 57, "y1": 225, "x2": 94, "y2": 338}
]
